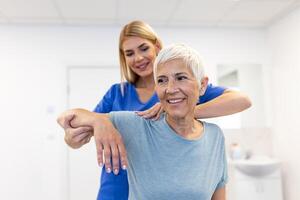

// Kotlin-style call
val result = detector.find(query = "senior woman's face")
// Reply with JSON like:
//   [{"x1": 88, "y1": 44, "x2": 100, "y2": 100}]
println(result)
[{"x1": 155, "y1": 59, "x2": 200, "y2": 119}]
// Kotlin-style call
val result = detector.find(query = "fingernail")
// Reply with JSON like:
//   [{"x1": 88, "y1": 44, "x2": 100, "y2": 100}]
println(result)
[
  {"x1": 122, "y1": 165, "x2": 127, "y2": 170},
  {"x1": 99, "y1": 162, "x2": 103, "y2": 167},
  {"x1": 113, "y1": 169, "x2": 119, "y2": 175},
  {"x1": 106, "y1": 167, "x2": 111, "y2": 173}
]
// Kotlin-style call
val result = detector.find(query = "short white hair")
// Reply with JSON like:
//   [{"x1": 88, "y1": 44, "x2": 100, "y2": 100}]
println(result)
[{"x1": 153, "y1": 43, "x2": 205, "y2": 86}]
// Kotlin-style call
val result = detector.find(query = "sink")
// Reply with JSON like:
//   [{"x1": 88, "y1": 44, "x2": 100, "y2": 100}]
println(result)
[{"x1": 232, "y1": 155, "x2": 281, "y2": 177}]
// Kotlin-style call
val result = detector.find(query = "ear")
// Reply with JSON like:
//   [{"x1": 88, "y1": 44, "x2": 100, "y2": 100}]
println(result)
[{"x1": 199, "y1": 76, "x2": 209, "y2": 96}]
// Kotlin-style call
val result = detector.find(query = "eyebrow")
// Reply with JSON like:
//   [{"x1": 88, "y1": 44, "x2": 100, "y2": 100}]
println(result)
[
  {"x1": 124, "y1": 43, "x2": 147, "y2": 53},
  {"x1": 157, "y1": 72, "x2": 189, "y2": 78},
  {"x1": 174, "y1": 72, "x2": 188, "y2": 76}
]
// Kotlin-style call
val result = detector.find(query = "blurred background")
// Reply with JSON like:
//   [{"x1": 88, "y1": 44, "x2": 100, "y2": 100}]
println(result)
[{"x1": 0, "y1": 0, "x2": 299, "y2": 199}]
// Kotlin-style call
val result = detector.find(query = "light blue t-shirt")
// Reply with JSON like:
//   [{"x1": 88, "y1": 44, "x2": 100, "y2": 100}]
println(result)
[{"x1": 109, "y1": 111, "x2": 228, "y2": 200}]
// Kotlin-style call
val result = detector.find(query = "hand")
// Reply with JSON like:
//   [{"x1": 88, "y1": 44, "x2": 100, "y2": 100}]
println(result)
[
  {"x1": 136, "y1": 102, "x2": 164, "y2": 120},
  {"x1": 65, "y1": 126, "x2": 93, "y2": 149},
  {"x1": 57, "y1": 113, "x2": 93, "y2": 149},
  {"x1": 93, "y1": 118, "x2": 128, "y2": 175},
  {"x1": 58, "y1": 110, "x2": 128, "y2": 175}
]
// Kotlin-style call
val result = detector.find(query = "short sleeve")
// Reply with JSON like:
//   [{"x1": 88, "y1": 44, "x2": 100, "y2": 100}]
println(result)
[
  {"x1": 93, "y1": 84, "x2": 117, "y2": 113},
  {"x1": 216, "y1": 138, "x2": 228, "y2": 189},
  {"x1": 199, "y1": 83, "x2": 226, "y2": 104}
]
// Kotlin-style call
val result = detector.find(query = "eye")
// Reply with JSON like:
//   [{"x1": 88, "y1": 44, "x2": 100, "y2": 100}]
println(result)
[
  {"x1": 176, "y1": 75, "x2": 188, "y2": 81},
  {"x1": 140, "y1": 46, "x2": 149, "y2": 52},
  {"x1": 157, "y1": 77, "x2": 168, "y2": 85},
  {"x1": 125, "y1": 52, "x2": 134, "y2": 57}
]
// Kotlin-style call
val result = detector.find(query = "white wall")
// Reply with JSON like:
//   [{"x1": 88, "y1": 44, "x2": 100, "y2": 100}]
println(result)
[
  {"x1": 267, "y1": 7, "x2": 300, "y2": 200},
  {"x1": 0, "y1": 25, "x2": 268, "y2": 199}
]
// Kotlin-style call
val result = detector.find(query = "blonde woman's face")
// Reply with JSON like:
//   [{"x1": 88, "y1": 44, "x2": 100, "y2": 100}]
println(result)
[{"x1": 122, "y1": 36, "x2": 159, "y2": 78}]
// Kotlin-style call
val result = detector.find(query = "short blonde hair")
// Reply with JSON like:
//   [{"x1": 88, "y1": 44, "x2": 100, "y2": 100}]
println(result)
[
  {"x1": 153, "y1": 43, "x2": 205, "y2": 87},
  {"x1": 119, "y1": 20, "x2": 163, "y2": 84}
]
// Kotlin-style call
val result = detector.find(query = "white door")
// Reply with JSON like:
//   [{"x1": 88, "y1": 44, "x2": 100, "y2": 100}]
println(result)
[{"x1": 68, "y1": 66, "x2": 120, "y2": 200}]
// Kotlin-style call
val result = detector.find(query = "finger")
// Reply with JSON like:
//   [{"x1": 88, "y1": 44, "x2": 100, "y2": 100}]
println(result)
[
  {"x1": 65, "y1": 130, "x2": 89, "y2": 148},
  {"x1": 62, "y1": 114, "x2": 75, "y2": 128},
  {"x1": 136, "y1": 103, "x2": 160, "y2": 117},
  {"x1": 145, "y1": 106, "x2": 161, "y2": 119},
  {"x1": 103, "y1": 144, "x2": 112, "y2": 173},
  {"x1": 136, "y1": 109, "x2": 150, "y2": 116},
  {"x1": 153, "y1": 107, "x2": 164, "y2": 121},
  {"x1": 83, "y1": 134, "x2": 91, "y2": 144},
  {"x1": 71, "y1": 126, "x2": 93, "y2": 137},
  {"x1": 67, "y1": 127, "x2": 88, "y2": 143},
  {"x1": 76, "y1": 133, "x2": 91, "y2": 147},
  {"x1": 117, "y1": 142, "x2": 128, "y2": 170},
  {"x1": 138, "y1": 107, "x2": 157, "y2": 119},
  {"x1": 110, "y1": 143, "x2": 120, "y2": 175},
  {"x1": 153, "y1": 114, "x2": 161, "y2": 121},
  {"x1": 95, "y1": 139, "x2": 104, "y2": 167},
  {"x1": 76, "y1": 131, "x2": 91, "y2": 142}
]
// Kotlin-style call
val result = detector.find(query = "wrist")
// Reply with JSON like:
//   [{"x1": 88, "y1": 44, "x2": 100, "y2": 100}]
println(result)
[{"x1": 91, "y1": 113, "x2": 109, "y2": 129}]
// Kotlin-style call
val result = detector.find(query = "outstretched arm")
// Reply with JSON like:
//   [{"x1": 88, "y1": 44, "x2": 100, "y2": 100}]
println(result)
[
  {"x1": 57, "y1": 109, "x2": 127, "y2": 175},
  {"x1": 194, "y1": 89, "x2": 251, "y2": 119}
]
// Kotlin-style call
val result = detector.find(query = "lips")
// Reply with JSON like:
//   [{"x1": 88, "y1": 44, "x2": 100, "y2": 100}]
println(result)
[
  {"x1": 135, "y1": 62, "x2": 149, "y2": 70},
  {"x1": 167, "y1": 98, "x2": 185, "y2": 104}
]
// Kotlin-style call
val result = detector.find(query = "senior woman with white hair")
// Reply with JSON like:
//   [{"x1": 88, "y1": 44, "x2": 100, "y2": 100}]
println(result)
[{"x1": 57, "y1": 43, "x2": 227, "y2": 200}]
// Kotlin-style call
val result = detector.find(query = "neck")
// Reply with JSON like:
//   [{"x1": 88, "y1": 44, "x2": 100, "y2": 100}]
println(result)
[
  {"x1": 166, "y1": 114, "x2": 203, "y2": 140},
  {"x1": 135, "y1": 74, "x2": 155, "y2": 89}
]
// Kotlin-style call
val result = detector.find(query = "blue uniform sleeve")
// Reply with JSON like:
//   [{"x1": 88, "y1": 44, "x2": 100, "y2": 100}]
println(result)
[
  {"x1": 198, "y1": 83, "x2": 226, "y2": 104},
  {"x1": 93, "y1": 84, "x2": 118, "y2": 113}
]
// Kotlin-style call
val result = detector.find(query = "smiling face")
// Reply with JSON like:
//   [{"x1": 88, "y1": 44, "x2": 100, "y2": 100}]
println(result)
[
  {"x1": 122, "y1": 36, "x2": 160, "y2": 80},
  {"x1": 155, "y1": 59, "x2": 200, "y2": 120}
]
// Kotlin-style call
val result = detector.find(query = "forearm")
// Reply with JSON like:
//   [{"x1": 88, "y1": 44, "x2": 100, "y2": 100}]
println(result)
[
  {"x1": 57, "y1": 108, "x2": 108, "y2": 128},
  {"x1": 195, "y1": 90, "x2": 251, "y2": 119}
]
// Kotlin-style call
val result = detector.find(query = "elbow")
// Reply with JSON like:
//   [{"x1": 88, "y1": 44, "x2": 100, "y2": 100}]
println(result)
[{"x1": 241, "y1": 94, "x2": 252, "y2": 110}]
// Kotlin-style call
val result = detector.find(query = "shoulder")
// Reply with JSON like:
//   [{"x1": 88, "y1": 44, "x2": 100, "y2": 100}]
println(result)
[
  {"x1": 110, "y1": 82, "x2": 137, "y2": 94},
  {"x1": 104, "y1": 82, "x2": 135, "y2": 97},
  {"x1": 202, "y1": 121, "x2": 224, "y2": 140},
  {"x1": 108, "y1": 83, "x2": 122, "y2": 92},
  {"x1": 108, "y1": 111, "x2": 151, "y2": 139},
  {"x1": 109, "y1": 111, "x2": 136, "y2": 118}
]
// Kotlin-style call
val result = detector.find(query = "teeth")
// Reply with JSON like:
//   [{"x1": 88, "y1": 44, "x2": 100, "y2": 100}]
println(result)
[
  {"x1": 137, "y1": 63, "x2": 148, "y2": 69},
  {"x1": 168, "y1": 99, "x2": 183, "y2": 104}
]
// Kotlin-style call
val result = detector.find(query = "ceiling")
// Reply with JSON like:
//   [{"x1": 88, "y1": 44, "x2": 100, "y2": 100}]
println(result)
[{"x1": 0, "y1": 0, "x2": 299, "y2": 28}]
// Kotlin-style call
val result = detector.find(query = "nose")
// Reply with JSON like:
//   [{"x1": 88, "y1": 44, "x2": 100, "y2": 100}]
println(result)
[
  {"x1": 134, "y1": 52, "x2": 144, "y2": 62},
  {"x1": 166, "y1": 80, "x2": 179, "y2": 94}
]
